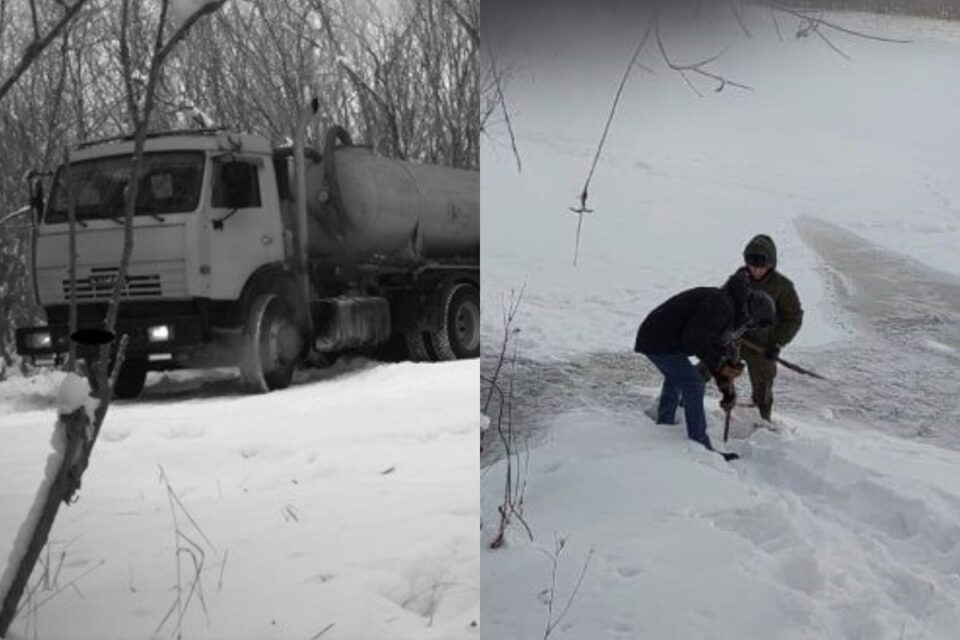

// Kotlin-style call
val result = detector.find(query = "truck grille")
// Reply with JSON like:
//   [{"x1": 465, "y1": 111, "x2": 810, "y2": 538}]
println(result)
[{"x1": 61, "y1": 265, "x2": 180, "y2": 301}]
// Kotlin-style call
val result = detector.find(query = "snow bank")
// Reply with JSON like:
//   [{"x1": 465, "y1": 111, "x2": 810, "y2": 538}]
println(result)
[
  {"x1": 482, "y1": 407, "x2": 960, "y2": 639},
  {"x1": 0, "y1": 369, "x2": 66, "y2": 417},
  {"x1": 0, "y1": 361, "x2": 479, "y2": 639}
]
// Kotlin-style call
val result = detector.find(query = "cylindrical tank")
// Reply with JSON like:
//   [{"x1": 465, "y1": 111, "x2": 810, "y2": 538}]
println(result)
[{"x1": 304, "y1": 147, "x2": 479, "y2": 264}]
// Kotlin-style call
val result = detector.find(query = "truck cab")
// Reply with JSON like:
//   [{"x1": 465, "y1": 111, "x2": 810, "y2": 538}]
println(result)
[{"x1": 17, "y1": 131, "x2": 290, "y2": 394}]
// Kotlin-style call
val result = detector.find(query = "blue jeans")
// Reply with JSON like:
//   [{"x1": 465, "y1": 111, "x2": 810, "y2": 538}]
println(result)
[{"x1": 646, "y1": 353, "x2": 713, "y2": 451}]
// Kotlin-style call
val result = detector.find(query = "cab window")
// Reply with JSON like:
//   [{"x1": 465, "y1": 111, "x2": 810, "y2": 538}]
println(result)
[{"x1": 212, "y1": 160, "x2": 261, "y2": 209}]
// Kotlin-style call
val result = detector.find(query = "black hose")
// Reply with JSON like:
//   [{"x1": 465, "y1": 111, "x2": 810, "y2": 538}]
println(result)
[
  {"x1": 322, "y1": 125, "x2": 352, "y2": 210},
  {"x1": 320, "y1": 125, "x2": 354, "y2": 254}
]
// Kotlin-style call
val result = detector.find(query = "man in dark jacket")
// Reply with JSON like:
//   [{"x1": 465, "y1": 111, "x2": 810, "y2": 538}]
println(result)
[
  {"x1": 634, "y1": 272, "x2": 775, "y2": 456},
  {"x1": 734, "y1": 234, "x2": 804, "y2": 421}
]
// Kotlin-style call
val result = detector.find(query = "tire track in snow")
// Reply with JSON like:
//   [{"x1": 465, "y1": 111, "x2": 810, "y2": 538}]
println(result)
[{"x1": 794, "y1": 215, "x2": 960, "y2": 449}]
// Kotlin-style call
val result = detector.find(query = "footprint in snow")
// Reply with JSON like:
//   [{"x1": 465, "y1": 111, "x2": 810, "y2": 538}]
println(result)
[
  {"x1": 101, "y1": 427, "x2": 132, "y2": 442},
  {"x1": 615, "y1": 565, "x2": 643, "y2": 579},
  {"x1": 166, "y1": 424, "x2": 206, "y2": 439}
]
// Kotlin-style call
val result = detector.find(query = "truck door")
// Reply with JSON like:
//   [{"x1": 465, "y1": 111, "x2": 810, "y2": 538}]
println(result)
[{"x1": 202, "y1": 156, "x2": 284, "y2": 300}]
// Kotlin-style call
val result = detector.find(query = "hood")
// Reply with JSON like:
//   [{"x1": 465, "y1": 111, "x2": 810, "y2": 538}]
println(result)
[
  {"x1": 721, "y1": 269, "x2": 750, "y2": 327},
  {"x1": 743, "y1": 234, "x2": 777, "y2": 270}
]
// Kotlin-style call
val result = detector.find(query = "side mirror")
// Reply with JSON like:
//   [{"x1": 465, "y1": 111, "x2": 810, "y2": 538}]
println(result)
[{"x1": 29, "y1": 178, "x2": 44, "y2": 222}]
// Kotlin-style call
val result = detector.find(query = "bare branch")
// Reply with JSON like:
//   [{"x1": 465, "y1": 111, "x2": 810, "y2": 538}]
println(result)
[
  {"x1": 487, "y1": 50, "x2": 521, "y2": 173},
  {"x1": 727, "y1": 1, "x2": 751, "y2": 38},
  {"x1": 441, "y1": 0, "x2": 477, "y2": 48},
  {"x1": 29, "y1": 0, "x2": 40, "y2": 40},
  {"x1": 119, "y1": 0, "x2": 139, "y2": 124},
  {"x1": 0, "y1": 0, "x2": 91, "y2": 103},
  {"x1": 542, "y1": 537, "x2": 594, "y2": 640},
  {"x1": 770, "y1": 7, "x2": 783, "y2": 42},
  {"x1": 655, "y1": 19, "x2": 753, "y2": 94},
  {"x1": 154, "y1": 1, "x2": 232, "y2": 82},
  {"x1": 65, "y1": 148, "x2": 78, "y2": 372},
  {"x1": 762, "y1": 1, "x2": 911, "y2": 44},
  {"x1": 570, "y1": 14, "x2": 656, "y2": 258},
  {"x1": 814, "y1": 24, "x2": 850, "y2": 60},
  {"x1": 483, "y1": 281, "x2": 526, "y2": 414}
]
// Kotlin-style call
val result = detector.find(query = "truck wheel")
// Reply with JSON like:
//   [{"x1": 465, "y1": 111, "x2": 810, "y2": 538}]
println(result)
[
  {"x1": 428, "y1": 283, "x2": 480, "y2": 360},
  {"x1": 113, "y1": 357, "x2": 148, "y2": 399},
  {"x1": 404, "y1": 330, "x2": 434, "y2": 362},
  {"x1": 240, "y1": 293, "x2": 303, "y2": 392}
]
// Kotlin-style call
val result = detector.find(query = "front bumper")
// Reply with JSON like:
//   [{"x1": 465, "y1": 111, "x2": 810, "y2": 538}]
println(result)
[{"x1": 15, "y1": 316, "x2": 205, "y2": 360}]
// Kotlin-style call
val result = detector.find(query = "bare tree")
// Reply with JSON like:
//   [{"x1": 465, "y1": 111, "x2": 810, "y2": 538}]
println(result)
[{"x1": 0, "y1": 3, "x2": 229, "y2": 634}]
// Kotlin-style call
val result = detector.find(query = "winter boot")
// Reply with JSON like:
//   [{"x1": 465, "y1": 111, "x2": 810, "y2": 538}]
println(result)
[{"x1": 757, "y1": 401, "x2": 772, "y2": 422}]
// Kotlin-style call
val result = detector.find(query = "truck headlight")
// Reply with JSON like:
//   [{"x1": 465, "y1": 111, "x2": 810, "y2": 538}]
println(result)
[
  {"x1": 29, "y1": 332, "x2": 52, "y2": 350},
  {"x1": 148, "y1": 325, "x2": 173, "y2": 342}
]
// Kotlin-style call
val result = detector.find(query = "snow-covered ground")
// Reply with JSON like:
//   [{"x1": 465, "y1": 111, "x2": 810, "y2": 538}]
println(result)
[
  {"x1": 481, "y1": 5, "x2": 960, "y2": 639},
  {"x1": 0, "y1": 360, "x2": 479, "y2": 640}
]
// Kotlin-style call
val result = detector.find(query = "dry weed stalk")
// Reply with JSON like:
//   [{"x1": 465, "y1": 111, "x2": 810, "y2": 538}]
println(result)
[
  {"x1": 540, "y1": 534, "x2": 594, "y2": 640},
  {"x1": 155, "y1": 466, "x2": 220, "y2": 638},
  {"x1": 484, "y1": 283, "x2": 533, "y2": 549}
]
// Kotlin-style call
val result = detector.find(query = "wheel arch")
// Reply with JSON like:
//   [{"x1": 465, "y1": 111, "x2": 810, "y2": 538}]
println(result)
[
  {"x1": 415, "y1": 269, "x2": 479, "y2": 331},
  {"x1": 238, "y1": 263, "x2": 304, "y2": 322}
]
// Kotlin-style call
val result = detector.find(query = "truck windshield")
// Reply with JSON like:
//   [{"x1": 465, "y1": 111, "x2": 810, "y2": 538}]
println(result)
[{"x1": 45, "y1": 152, "x2": 204, "y2": 224}]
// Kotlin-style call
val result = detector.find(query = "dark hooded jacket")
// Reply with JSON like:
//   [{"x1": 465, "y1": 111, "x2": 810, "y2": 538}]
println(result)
[
  {"x1": 634, "y1": 272, "x2": 750, "y2": 372},
  {"x1": 738, "y1": 234, "x2": 804, "y2": 349}
]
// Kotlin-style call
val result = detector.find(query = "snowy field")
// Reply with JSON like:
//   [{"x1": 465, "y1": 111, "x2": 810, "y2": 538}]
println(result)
[
  {"x1": 0, "y1": 360, "x2": 479, "y2": 640},
  {"x1": 481, "y1": 4, "x2": 960, "y2": 639}
]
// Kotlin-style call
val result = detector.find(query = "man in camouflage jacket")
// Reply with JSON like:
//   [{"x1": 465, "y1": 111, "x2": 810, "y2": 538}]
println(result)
[{"x1": 734, "y1": 234, "x2": 804, "y2": 421}]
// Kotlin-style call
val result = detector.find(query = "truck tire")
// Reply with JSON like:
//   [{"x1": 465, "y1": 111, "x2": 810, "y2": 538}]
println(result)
[
  {"x1": 113, "y1": 357, "x2": 148, "y2": 399},
  {"x1": 427, "y1": 283, "x2": 480, "y2": 360},
  {"x1": 404, "y1": 330, "x2": 434, "y2": 362},
  {"x1": 240, "y1": 293, "x2": 303, "y2": 392}
]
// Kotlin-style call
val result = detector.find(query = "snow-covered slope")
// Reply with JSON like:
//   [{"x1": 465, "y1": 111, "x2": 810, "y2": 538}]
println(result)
[
  {"x1": 0, "y1": 360, "x2": 479, "y2": 640},
  {"x1": 482, "y1": 407, "x2": 960, "y2": 640},
  {"x1": 481, "y1": 6, "x2": 960, "y2": 639}
]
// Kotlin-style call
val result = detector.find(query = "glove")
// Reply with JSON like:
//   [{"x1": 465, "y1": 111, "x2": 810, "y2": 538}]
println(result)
[
  {"x1": 764, "y1": 344, "x2": 781, "y2": 360},
  {"x1": 718, "y1": 360, "x2": 744, "y2": 380}
]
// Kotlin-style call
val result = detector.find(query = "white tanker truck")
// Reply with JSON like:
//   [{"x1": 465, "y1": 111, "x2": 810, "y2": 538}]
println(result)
[{"x1": 15, "y1": 114, "x2": 479, "y2": 398}]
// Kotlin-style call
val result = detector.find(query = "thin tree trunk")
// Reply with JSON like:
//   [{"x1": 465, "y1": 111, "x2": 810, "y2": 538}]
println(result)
[{"x1": 0, "y1": 407, "x2": 90, "y2": 637}]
